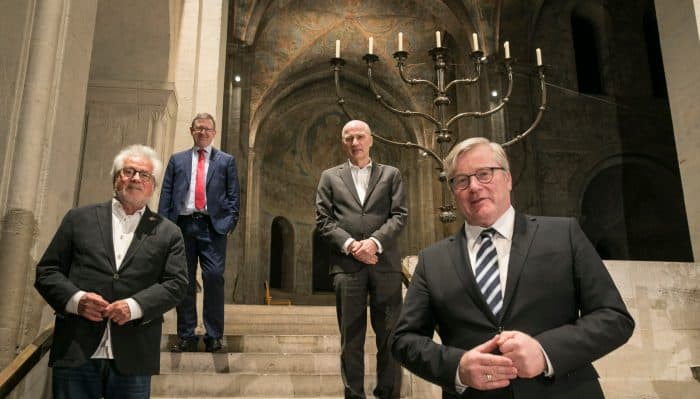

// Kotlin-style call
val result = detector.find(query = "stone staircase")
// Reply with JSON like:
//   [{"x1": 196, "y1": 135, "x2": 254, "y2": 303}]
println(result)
[{"x1": 151, "y1": 304, "x2": 423, "y2": 398}]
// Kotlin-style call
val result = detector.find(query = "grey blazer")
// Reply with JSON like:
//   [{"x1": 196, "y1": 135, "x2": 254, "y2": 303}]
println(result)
[
  {"x1": 315, "y1": 162, "x2": 408, "y2": 274},
  {"x1": 35, "y1": 201, "x2": 188, "y2": 375}
]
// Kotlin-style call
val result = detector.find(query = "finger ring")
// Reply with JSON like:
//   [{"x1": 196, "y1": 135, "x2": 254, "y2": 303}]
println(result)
[{"x1": 486, "y1": 374, "x2": 492, "y2": 381}]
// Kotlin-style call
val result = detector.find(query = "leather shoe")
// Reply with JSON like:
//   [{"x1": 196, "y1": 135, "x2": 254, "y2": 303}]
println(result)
[
  {"x1": 171, "y1": 337, "x2": 198, "y2": 352},
  {"x1": 204, "y1": 337, "x2": 223, "y2": 353}
]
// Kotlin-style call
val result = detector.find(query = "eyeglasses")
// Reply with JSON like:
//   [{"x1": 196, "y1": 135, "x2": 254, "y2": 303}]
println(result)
[
  {"x1": 120, "y1": 167, "x2": 154, "y2": 181},
  {"x1": 449, "y1": 167, "x2": 505, "y2": 190},
  {"x1": 192, "y1": 127, "x2": 215, "y2": 134}
]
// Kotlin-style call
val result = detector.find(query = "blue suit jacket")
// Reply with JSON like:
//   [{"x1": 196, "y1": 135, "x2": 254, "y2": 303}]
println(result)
[{"x1": 158, "y1": 147, "x2": 240, "y2": 235}]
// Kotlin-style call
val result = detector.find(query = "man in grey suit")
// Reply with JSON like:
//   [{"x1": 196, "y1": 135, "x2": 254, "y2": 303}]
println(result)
[
  {"x1": 35, "y1": 144, "x2": 188, "y2": 399},
  {"x1": 316, "y1": 120, "x2": 408, "y2": 399},
  {"x1": 391, "y1": 137, "x2": 634, "y2": 398}
]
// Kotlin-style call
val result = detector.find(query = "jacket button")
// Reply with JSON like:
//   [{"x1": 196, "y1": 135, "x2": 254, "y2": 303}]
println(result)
[{"x1": 113, "y1": 273, "x2": 119, "y2": 280}]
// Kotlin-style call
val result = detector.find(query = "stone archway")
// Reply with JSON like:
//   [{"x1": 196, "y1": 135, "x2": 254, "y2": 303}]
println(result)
[
  {"x1": 580, "y1": 157, "x2": 692, "y2": 261},
  {"x1": 270, "y1": 216, "x2": 295, "y2": 290}
]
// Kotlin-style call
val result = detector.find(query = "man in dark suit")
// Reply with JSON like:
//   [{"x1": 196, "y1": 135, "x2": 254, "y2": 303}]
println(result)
[
  {"x1": 35, "y1": 144, "x2": 188, "y2": 399},
  {"x1": 158, "y1": 112, "x2": 240, "y2": 353},
  {"x1": 316, "y1": 120, "x2": 408, "y2": 399},
  {"x1": 391, "y1": 137, "x2": 635, "y2": 398}
]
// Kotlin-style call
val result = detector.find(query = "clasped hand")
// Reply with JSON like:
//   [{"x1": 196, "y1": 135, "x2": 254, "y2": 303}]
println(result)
[
  {"x1": 77, "y1": 292, "x2": 132, "y2": 325},
  {"x1": 348, "y1": 239, "x2": 378, "y2": 265},
  {"x1": 457, "y1": 331, "x2": 546, "y2": 391}
]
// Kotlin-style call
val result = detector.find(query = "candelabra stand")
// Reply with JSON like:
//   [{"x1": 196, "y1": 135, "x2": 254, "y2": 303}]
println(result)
[{"x1": 331, "y1": 44, "x2": 547, "y2": 223}]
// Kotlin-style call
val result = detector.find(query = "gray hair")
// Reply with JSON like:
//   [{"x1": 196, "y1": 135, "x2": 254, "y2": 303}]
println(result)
[
  {"x1": 111, "y1": 144, "x2": 163, "y2": 187},
  {"x1": 444, "y1": 137, "x2": 510, "y2": 179},
  {"x1": 191, "y1": 112, "x2": 216, "y2": 130}
]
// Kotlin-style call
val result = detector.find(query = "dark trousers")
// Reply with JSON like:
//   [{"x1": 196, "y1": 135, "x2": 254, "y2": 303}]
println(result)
[
  {"x1": 52, "y1": 359, "x2": 150, "y2": 399},
  {"x1": 176, "y1": 213, "x2": 227, "y2": 339},
  {"x1": 333, "y1": 267, "x2": 403, "y2": 399}
]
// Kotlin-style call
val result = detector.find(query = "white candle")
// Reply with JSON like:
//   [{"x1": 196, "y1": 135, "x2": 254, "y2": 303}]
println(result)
[
  {"x1": 536, "y1": 48, "x2": 542, "y2": 66},
  {"x1": 504, "y1": 41, "x2": 510, "y2": 59},
  {"x1": 369, "y1": 37, "x2": 374, "y2": 54},
  {"x1": 398, "y1": 32, "x2": 403, "y2": 52},
  {"x1": 472, "y1": 33, "x2": 479, "y2": 52},
  {"x1": 335, "y1": 40, "x2": 340, "y2": 58},
  {"x1": 435, "y1": 31, "x2": 441, "y2": 48}
]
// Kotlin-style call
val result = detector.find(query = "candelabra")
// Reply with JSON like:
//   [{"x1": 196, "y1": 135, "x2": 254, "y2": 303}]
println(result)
[{"x1": 331, "y1": 33, "x2": 547, "y2": 223}]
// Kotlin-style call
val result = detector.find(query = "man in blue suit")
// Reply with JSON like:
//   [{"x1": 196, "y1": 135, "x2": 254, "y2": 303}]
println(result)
[{"x1": 158, "y1": 112, "x2": 240, "y2": 353}]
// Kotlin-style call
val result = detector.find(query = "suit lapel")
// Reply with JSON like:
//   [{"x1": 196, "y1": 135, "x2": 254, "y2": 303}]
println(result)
[
  {"x1": 120, "y1": 207, "x2": 159, "y2": 273},
  {"x1": 362, "y1": 163, "x2": 383, "y2": 204},
  {"x1": 449, "y1": 229, "x2": 496, "y2": 319},
  {"x1": 180, "y1": 150, "x2": 193, "y2": 187},
  {"x1": 502, "y1": 213, "x2": 538, "y2": 316},
  {"x1": 97, "y1": 201, "x2": 117, "y2": 272},
  {"x1": 206, "y1": 147, "x2": 219, "y2": 186},
  {"x1": 338, "y1": 164, "x2": 362, "y2": 206}
]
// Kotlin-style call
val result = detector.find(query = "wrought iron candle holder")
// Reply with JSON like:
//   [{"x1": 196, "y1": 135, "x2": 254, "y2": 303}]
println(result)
[{"x1": 331, "y1": 37, "x2": 547, "y2": 223}]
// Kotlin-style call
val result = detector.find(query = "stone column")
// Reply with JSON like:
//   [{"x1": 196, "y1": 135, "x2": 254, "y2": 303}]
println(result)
[
  {"x1": 655, "y1": 0, "x2": 700, "y2": 259},
  {"x1": 80, "y1": 81, "x2": 177, "y2": 207},
  {"x1": 0, "y1": 0, "x2": 97, "y2": 367},
  {"x1": 239, "y1": 149, "x2": 264, "y2": 304},
  {"x1": 173, "y1": 0, "x2": 228, "y2": 151}
]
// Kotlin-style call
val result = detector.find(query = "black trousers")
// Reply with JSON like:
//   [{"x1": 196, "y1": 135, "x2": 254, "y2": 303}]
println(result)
[{"x1": 333, "y1": 267, "x2": 403, "y2": 399}]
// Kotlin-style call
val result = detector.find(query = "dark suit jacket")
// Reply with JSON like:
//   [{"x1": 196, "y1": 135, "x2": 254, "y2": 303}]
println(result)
[
  {"x1": 391, "y1": 213, "x2": 635, "y2": 399},
  {"x1": 316, "y1": 162, "x2": 407, "y2": 273},
  {"x1": 35, "y1": 202, "x2": 188, "y2": 375},
  {"x1": 158, "y1": 147, "x2": 240, "y2": 235}
]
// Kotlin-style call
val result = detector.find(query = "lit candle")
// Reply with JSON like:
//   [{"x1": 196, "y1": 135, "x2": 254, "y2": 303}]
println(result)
[
  {"x1": 472, "y1": 33, "x2": 479, "y2": 52},
  {"x1": 504, "y1": 41, "x2": 510, "y2": 59},
  {"x1": 398, "y1": 32, "x2": 403, "y2": 52},
  {"x1": 369, "y1": 37, "x2": 374, "y2": 54},
  {"x1": 536, "y1": 48, "x2": 542, "y2": 66},
  {"x1": 435, "y1": 31, "x2": 441, "y2": 48},
  {"x1": 335, "y1": 40, "x2": 340, "y2": 58}
]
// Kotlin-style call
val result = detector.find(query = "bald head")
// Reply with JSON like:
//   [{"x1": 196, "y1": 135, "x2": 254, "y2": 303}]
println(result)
[
  {"x1": 341, "y1": 120, "x2": 371, "y2": 137},
  {"x1": 341, "y1": 120, "x2": 373, "y2": 167}
]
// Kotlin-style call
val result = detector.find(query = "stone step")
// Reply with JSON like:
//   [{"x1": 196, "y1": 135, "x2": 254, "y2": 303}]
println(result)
[
  {"x1": 159, "y1": 352, "x2": 389, "y2": 374},
  {"x1": 151, "y1": 373, "x2": 410, "y2": 397},
  {"x1": 152, "y1": 397, "x2": 344, "y2": 399},
  {"x1": 164, "y1": 305, "x2": 377, "y2": 336},
  {"x1": 161, "y1": 334, "x2": 377, "y2": 354}
]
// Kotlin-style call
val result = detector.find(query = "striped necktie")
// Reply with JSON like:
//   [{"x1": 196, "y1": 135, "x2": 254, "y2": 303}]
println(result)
[{"x1": 474, "y1": 228, "x2": 503, "y2": 317}]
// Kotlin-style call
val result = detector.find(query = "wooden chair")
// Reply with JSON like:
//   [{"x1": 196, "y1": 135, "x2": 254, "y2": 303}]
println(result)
[{"x1": 264, "y1": 280, "x2": 292, "y2": 306}]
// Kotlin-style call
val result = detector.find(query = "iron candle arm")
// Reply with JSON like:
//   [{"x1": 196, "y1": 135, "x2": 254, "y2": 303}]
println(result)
[
  {"x1": 444, "y1": 50, "x2": 484, "y2": 92},
  {"x1": 394, "y1": 51, "x2": 439, "y2": 90},
  {"x1": 502, "y1": 64, "x2": 548, "y2": 147},
  {"x1": 331, "y1": 57, "x2": 354, "y2": 120},
  {"x1": 364, "y1": 54, "x2": 440, "y2": 126},
  {"x1": 445, "y1": 61, "x2": 514, "y2": 129}
]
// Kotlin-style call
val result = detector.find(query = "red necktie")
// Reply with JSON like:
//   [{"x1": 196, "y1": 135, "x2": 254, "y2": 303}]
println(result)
[{"x1": 195, "y1": 149, "x2": 206, "y2": 210}]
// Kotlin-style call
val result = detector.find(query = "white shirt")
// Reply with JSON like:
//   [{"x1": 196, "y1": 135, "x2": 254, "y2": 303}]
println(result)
[
  {"x1": 182, "y1": 145, "x2": 212, "y2": 214},
  {"x1": 65, "y1": 199, "x2": 145, "y2": 359},
  {"x1": 342, "y1": 160, "x2": 383, "y2": 254},
  {"x1": 349, "y1": 160, "x2": 372, "y2": 205}
]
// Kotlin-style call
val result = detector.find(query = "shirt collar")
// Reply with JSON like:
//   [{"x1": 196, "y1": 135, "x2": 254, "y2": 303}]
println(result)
[
  {"x1": 348, "y1": 159, "x2": 372, "y2": 170},
  {"x1": 193, "y1": 145, "x2": 213, "y2": 155},
  {"x1": 112, "y1": 198, "x2": 145, "y2": 218},
  {"x1": 464, "y1": 206, "x2": 515, "y2": 243}
]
